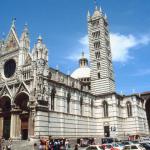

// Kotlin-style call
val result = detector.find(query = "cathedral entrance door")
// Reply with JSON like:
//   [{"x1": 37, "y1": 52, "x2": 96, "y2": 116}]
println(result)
[
  {"x1": 21, "y1": 117, "x2": 28, "y2": 140},
  {"x1": 14, "y1": 92, "x2": 29, "y2": 140},
  {"x1": 3, "y1": 115, "x2": 11, "y2": 140},
  {"x1": 0, "y1": 96, "x2": 11, "y2": 140}
]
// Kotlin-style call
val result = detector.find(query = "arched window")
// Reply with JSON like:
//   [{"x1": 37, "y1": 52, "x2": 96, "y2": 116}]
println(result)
[
  {"x1": 127, "y1": 101, "x2": 132, "y2": 117},
  {"x1": 67, "y1": 93, "x2": 71, "y2": 113},
  {"x1": 103, "y1": 101, "x2": 108, "y2": 117},
  {"x1": 51, "y1": 88, "x2": 56, "y2": 111},
  {"x1": 80, "y1": 97, "x2": 83, "y2": 115}
]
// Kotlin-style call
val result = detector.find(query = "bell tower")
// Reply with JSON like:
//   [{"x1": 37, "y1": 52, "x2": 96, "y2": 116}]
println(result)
[{"x1": 88, "y1": 6, "x2": 115, "y2": 95}]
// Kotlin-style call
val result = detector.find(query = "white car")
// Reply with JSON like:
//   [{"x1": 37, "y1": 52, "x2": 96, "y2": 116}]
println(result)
[
  {"x1": 123, "y1": 144, "x2": 145, "y2": 150},
  {"x1": 85, "y1": 145, "x2": 104, "y2": 150}
]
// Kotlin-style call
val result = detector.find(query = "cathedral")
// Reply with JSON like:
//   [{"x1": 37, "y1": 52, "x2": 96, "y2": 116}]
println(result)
[{"x1": 0, "y1": 5, "x2": 150, "y2": 142}]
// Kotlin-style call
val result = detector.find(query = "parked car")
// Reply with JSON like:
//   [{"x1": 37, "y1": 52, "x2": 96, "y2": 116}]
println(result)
[
  {"x1": 140, "y1": 142, "x2": 150, "y2": 150},
  {"x1": 112, "y1": 142, "x2": 124, "y2": 150},
  {"x1": 123, "y1": 144, "x2": 145, "y2": 150},
  {"x1": 85, "y1": 145, "x2": 104, "y2": 150},
  {"x1": 131, "y1": 141, "x2": 139, "y2": 144},
  {"x1": 102, "y1": 144, "x2": 120, "y2": 150},
  {"x1": 121, "y1": 141, "x2": 134, "y2": 146},
  {"x1": 102, "y1": 138, "x2": 118, "y2": 144}
]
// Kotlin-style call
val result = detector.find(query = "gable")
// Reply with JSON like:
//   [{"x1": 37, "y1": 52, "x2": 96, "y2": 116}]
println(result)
[
  {"x1": 15, "y1": 82, "x2": 30, "y2": 95},
  {"x1": 5, "y1": 28, "x2": 20, "y2": 52},
  {"x1": 0, "y1": 85, "x2": 12, "y2": 97}
]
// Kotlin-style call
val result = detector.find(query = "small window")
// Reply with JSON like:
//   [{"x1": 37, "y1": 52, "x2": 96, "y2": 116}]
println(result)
[
  {"x1": 95, "y1": 51, "x2": 100, "y2": 59},
  {"x1": 103, "y1": 101, "x2": 108, "y2": 117},
  {"x1": 127, "y1": 101, "x2": 132, "y2": 117},
  {"x1": 67, "y1": 93, "x2": 71, "y2": 113},
  {"x1": 94, "y1": 41, "x2": 100, "y2": 49},
  {"x1": 97, "y1": 62, "x2": 101, "y2": 69},
  {"x1": 98, "y1": 72, "x2": 100, "y2": 79},
  {"x1": 92, "y1": 31, "x2": 100, "y2": 39},
  {"x1": 51, "y1": 88, "x2": 56, "y2": 111},
  {"x1": 92, "y1": 20, "x2": 99, "y2": 27},
  {"x1": 80, "y1": 97, "x2": 83, "y2": 115}
]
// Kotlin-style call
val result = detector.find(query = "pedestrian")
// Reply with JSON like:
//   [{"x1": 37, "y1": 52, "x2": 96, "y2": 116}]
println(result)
[
  {"x1": 65, "y1": 139, "x2": 69, "y2": 150},
  {"x1": 74, "y1": 144, "x2": 78, "y2": 150},
  {"x1": 33, "y1": 143, "x2": 38, "y2": 150}
]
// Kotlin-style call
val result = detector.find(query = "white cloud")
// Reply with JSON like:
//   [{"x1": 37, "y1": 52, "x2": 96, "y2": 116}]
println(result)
[
  {"x1": 67, "y1": 33, "x2": 150, "y2": 63},
  {"x1": 110, "y1": 33, "x2": 150, "y2": 62}
]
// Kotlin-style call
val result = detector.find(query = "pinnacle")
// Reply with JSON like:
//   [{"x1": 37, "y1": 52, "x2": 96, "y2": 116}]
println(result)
[
  {"x1": 81, "y1": 51, "x2": 85, "y2": 58},
  {"x1": 37, "y1": 35, "x2": 42, "y2": 42},
  {"x1": 11, "y1": 18, "x2": 16, "y2": 29}
]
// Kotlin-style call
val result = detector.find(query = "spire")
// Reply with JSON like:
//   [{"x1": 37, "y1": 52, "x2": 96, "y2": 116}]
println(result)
[
  {"x1": 23, "y1": 23, "x2": 29, "y2": 34},
  {"x1": 92, "y1": 0, "x2": 101, "y2": 17},
  {"x1": 37, "y1": 35, "x2": 42, "y2": 43},
  {"x1": 11, "y1": 18, "x2": 16, "y2": 29},
  {"x1": 94, "y1": 0, "x2": 97, "y2": 9},
  {"x1": 82, "y1": 51, "x2": 85, "y2": 58},
  {"x1": 20, "y1": 23, "x2": 30, "y2": 49},
  {"x1": 32, "y1": 35, "x2": 48, "y2": 62},
  {"x1": 87, "y1": 10, "x2": 90, "y2": 16},
  {"x1": 104, "y1": 13, "x2": 107, "y2": 20},
  {"x1": 100, "y1": 6, "x2": 102, "y2": 12}
]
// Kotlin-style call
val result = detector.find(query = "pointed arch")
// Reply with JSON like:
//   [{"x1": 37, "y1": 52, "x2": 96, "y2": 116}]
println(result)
[
  {"x1": 127, "y1": 101, "x2": 132, "y2": 117},
  {"x1": 103, "y1": 101, "x2": 108, "y2": 117},
  {"x1": 51, "y1": 88, "x2": 56, "y2": 111}
]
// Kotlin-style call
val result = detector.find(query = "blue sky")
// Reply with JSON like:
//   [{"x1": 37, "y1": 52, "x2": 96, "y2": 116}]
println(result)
[{"x1": 0, "y1": 0, "x2": 150, "y2": 95}]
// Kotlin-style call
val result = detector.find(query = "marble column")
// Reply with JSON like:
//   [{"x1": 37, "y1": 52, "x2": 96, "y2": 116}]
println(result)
[
  {"x1": 10, "y1": 109, "x2": 21, "y2": 139},
  {"x1": 28, "y1": 111, "x2": 34, "y2": 138}
]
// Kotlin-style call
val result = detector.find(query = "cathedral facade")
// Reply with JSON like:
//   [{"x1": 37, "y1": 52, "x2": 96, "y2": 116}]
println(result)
[{"x1": 0, "y1": 6, "x2": 149, "y2": 141}]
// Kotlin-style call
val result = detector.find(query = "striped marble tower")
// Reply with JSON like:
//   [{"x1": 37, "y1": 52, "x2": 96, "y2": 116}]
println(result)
[{"x1": 87, "y1": 6, "x2": 115, "y2": 95}]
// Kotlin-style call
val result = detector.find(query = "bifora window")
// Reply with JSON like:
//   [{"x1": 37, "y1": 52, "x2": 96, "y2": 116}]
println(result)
[{"x1": 4, "y1": 59, "x2": 16, "y2": 78}]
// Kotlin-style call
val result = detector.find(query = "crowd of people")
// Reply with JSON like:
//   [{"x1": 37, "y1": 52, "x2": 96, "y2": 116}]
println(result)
[
  {"x1": 0, "y1": 137, "x2": 79, "y2": 150},
  {"x1": 34, "y1": 138, "x2": 79, "y2": 150}
]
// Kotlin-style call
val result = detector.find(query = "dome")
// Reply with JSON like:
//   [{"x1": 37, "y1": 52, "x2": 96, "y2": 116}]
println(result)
[
  {"x1": 71, "y1": 67, "x2": 90, "y2": 79},
  {"x1": 71, "y1": 52, "x2": 90, "y2": 79}
]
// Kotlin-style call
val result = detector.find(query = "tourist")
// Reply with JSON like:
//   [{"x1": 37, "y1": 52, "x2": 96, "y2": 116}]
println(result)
[
  {"x1": 74, "y1": 144, "x2": 78, "y2": 150},
  {"x1": 65, "y1": 139, "x2": 69, "y2": 150},
  {"x1": 33, "y1": 143, "x2": 38, "y2": 150}
]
